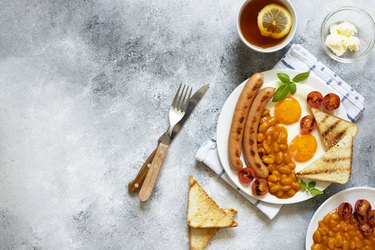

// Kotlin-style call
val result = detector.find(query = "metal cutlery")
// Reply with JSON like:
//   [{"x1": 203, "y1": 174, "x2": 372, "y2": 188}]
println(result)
[
  {"x1": 138, "y1": 84, "x2": 192, "y2": 201},
  {"x1": 128, "y1": 84, "x2": 209, "y2": 193}
]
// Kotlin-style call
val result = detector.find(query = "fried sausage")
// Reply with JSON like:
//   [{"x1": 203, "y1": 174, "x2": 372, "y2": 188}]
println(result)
[
  {"x1": 228, "y1": 73, "x2": 264, "y2": 171},
  {"x1": 243, "y1": 87, "x2": 275, "y2": 178}
]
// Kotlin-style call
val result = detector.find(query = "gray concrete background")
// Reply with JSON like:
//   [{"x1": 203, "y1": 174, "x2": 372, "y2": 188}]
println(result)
[{"x1": 0, "y1": 0, "x2": 374, "y2": 249}]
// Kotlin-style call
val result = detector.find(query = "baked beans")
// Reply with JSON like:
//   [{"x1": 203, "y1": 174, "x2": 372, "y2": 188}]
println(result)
[
  {"x1": 258, "y1": 109, "x2": 300, "y2": 199},
  {"x1": 312, "y1": 210, "x2": 375, "y2": 250}
]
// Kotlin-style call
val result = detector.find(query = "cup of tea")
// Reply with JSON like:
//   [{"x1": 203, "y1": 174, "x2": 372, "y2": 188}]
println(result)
[{"x1": 237, "y1": 0, "x2": 297, "y2": 53}]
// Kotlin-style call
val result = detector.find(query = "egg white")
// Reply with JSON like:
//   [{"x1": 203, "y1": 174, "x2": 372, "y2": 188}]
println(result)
[{"x1": 263, "y1": 82, "x2": 325, "y2": 173}]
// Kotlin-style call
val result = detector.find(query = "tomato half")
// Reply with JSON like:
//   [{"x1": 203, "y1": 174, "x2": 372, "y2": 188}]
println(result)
[
  {"x1": 351, "y1": 212, "x2": 367, "y2": 227},
  {"x1": 238, "y1": 167, "x2": 255, "y2": 185},
  {"x1": 307, "y1": 91, "x2": 323, "y2": 108},
  {"x1": 322, "y1": 93, "x2": 340, "y2": 111},
  {"x1": 338, "y1": 202, "x2": 353, "y2": 219},
  {"x1": 300, "y1": 115, "x2": 317, "y2": 135},
  {"x1": 355, "y1": 199, "x2": 372, "y2": 216},
  {"x1": 368, "y1": 210, "x2": 375, "y2": 227},
  {"x1": 252, "y1": 178, "x2": 269, "y2": 196}
]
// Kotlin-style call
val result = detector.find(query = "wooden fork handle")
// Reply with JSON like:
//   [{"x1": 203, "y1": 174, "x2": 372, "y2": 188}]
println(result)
[
  {"x1": 128, "y1": 148, "x2": 157, "y2": 192},
  {"x1": 139, "y1": 143, "x2": 169, "y2": 201}
]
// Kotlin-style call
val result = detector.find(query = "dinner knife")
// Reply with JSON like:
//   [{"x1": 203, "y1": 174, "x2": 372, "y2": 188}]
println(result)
[{"x1": 128, "y1": 84, "x2": 209, "y2": 192}]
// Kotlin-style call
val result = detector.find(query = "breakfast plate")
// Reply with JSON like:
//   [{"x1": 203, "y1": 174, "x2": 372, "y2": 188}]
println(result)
[
  {"x1": 216, "y1": 69, "x2": 348, "y2": 204},
  {"x1": 305, "y1": 187, "x2": 375, "y2": 249}
]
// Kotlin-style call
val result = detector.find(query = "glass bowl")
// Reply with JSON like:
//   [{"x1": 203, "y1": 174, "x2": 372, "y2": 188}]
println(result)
[{"x1": 320, "y1": 6, "x2": 375, "y2": 63}]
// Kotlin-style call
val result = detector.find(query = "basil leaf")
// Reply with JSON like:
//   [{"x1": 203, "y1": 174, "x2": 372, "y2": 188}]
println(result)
[
  {"x1": 277, "y1": 73, "x2": 290, "y2": 84},
  {"x1": 272, "y1": 84, "x2": 289, "y2": 102},
  {"x1": 310, "y1": 188, "x2": 324, "y2": 195},
  {"x1": 299, "y1": 179, "x2": 307, "y2": 191},
  {"x1": 308, "y1": 181, "x2": 316, "y2": 189},
  {"x1": 289, "y1": 82, "x2": 297, "y2": 94},
  {"x1": 293, "y1": 71, "x2": 310, "y2": 83}
]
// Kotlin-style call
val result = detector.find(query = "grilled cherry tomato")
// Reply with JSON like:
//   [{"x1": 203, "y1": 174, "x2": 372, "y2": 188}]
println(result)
[
  {"x1": 300, "y1": 115, "x2": 317, "y2": 135},
  {"x1": 355, "y1": 199, "x2": 372, "y2": 216},
  {"x1": 338, "y1": 202, "x2": 353, "y2": 219},
  {"x1": 351, "y1": 212, "x2": 367, "y2": 227},
  {"x1": 322, "y1": 93, "x2": 340, "y2": 111},
  {"x1": 360, "y1": 223, "x2": 373, "y2": 236},
  {"x1": 252, "y1": 178, "x2": 269, "y2": 196},
  {"x1": 368, "y1": 210, "x2": 375, "y2": 227},
  {"x1": 238, "y1": 167, "x2": 255, "y2": 185},
  {"x1": 307, "y1": 91, "x2": 323, "y2": 108}
]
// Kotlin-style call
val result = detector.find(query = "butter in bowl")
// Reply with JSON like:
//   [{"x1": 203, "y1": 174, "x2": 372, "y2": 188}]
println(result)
[{"x1": 320, "y1": 6, "x2": 375, "y2": 63}]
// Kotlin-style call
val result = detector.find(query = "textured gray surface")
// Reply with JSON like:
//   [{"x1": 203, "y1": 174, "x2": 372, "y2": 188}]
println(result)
[{"x1": 0, "y1": 0, "x2": 374, "y2": 249}]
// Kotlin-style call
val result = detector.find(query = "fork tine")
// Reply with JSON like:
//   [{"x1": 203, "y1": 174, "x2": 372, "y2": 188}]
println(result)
[
  {"x1": 182, "y1": 86, "x2": 192, "y2": 112},
  {"x1": 179, "y1": 85, "x2": 190, "y2": 111},
  {"x1": 176, "y1": 84, "x2": 186, "y2": 110},
  {"x1": 172, "y1": 83, "x2": 182, "y2": 108}
]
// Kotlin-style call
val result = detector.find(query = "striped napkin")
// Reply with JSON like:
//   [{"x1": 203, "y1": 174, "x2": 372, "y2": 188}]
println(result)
[
  {"x1": 195, "y1": 44, "x2": 364, "y2": 220},
  {"x1": 273, "y1": 44, "x2": 365, "y2": 121}
]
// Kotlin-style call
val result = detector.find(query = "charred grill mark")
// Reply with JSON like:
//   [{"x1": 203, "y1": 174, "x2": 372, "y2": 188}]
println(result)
[
  {"x1": 322, "y1": 157, "x2": 350, "y2": 163},
  {"x1": 342, "y1": 203, "x2": 351, "y2": 214},
  {"x1": 235, "y1": 150, "x2": 240, "y2": 157},
  {"x1": 333, "y1": 130, "x2": 346, "y2": 144},
  {"x1": 297, "y1": 167, "x2": 349, "y2": 175},
  {"x1": 322, "y1": 120, "x2": 340, "y2": 137},
  {"x1": 255, "y1": 181, "x2": 261, "y2": 195},
  {"x1": 320, "y1": 115, "x2": 328, "y2": 124}
]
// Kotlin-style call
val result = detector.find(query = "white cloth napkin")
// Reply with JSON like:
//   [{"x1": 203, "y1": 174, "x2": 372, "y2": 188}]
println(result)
[{"x1": 195, "y1": 44, "x2": 365, "y2": 220}]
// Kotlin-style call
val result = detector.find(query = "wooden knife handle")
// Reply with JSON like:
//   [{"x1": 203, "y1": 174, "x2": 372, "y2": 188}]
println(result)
[
  {"x1": 139, "y1": 143, "x2": 169, "y2": 201},
  {"x1": 128, "y1": 148, "x2": 157, "y2": 192}
]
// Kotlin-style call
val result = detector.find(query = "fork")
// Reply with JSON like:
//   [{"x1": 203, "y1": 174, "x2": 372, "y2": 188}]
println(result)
[{"x1": 139, "y1": 84, "x2": 192, "y2": 201}]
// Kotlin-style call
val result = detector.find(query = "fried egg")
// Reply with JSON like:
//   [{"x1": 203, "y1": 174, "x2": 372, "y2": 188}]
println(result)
[
  {"x1": 274, "y1": 97, "x2": 302, "y2": 125},
  {"x1": 289, "y1": 134, "x2": 318, "y2": 162},
  {"x1": 264, "y1": 83, "x2": 325, "y2": 174}
]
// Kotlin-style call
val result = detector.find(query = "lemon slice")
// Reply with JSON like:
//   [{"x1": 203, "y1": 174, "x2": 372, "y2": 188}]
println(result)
[{"x1": 257, "y1": 4, "x2": 292, "y2": 39}]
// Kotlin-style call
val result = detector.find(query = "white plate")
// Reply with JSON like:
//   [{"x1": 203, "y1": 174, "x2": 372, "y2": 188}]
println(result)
[
  {"x1": 217, "y1": 69, "x2": 348, "y2": 204},
  {"x1": 305, "y1": 187, "x2": 375, "y2": 249}
]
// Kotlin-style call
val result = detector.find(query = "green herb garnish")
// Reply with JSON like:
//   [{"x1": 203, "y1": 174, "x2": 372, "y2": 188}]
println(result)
[
  {"x1": 272, "y1": 71, "x2": 310, "y2": 102},
  {"x1": 299, "y1": 180, "x2": 324, "y2": 196}
]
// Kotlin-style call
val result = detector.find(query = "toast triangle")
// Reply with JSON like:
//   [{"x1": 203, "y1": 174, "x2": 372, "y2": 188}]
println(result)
[
  {"x1": 187, "y1": 176, "x2": 238, "y2": 228},
  {"x1": 189, "y1": 208, "x2": 237, "y2": 250},
  {"x1": 311, "y1": 108, "x2": 358, "y2": 150},
  {"x1": 296, "y1": 132, "x2": 353, "y2": 184}
]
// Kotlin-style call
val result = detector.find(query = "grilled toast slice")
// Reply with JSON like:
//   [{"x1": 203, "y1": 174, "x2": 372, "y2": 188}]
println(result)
[
  {"x1": 311, "y1": 108, "x2": 358, "y2": 150},
  {"x1": 189, "y1": 208, "x2": 237, "y2": 250},
  {"x1": 187, "y1": 176, "x2": 238, "y2": 228},
  {"x1": 296, "y1": 132, "x2": 353, "y2": 184}
]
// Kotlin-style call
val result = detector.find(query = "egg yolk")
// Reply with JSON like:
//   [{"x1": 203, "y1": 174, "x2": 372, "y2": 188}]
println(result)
[
  {"x1": 289, "y1": 134, "x2": 317, "y2": 162},
  {"x1": 274, "y1": 97, "x2": 302, "y2": 125}
]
